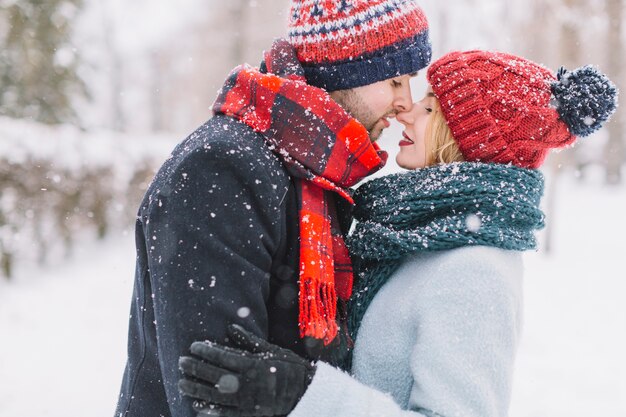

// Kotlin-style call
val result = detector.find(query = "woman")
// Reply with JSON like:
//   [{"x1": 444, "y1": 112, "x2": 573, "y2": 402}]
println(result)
[{"x1": 178, "y1": 50, "x2": 618, "y2": 417}]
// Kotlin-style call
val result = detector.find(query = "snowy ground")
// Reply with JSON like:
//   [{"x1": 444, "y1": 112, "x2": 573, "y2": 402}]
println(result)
[
  {"x1": 1, "y1": 170, "x2": 624, "y2": 417},
  {"x1": 0, "y1": 229, "x2": 136, "y2": 417},
  {"x1": 510, "y1": 170, "x2": 626, "y2": 417}
]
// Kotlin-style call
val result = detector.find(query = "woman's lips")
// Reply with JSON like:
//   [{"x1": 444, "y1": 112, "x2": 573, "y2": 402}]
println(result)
[{"x1": 399, "y1": 131, "x2": 414, "y2": 147}]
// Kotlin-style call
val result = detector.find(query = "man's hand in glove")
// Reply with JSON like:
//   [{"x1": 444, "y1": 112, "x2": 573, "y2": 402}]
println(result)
[{"x1": 178, "y1": 324, "x2": 316, "y2": 416}]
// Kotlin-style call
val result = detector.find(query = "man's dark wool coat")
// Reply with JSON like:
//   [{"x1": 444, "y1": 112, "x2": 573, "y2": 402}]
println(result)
[{"x1": 115, "y1": 115, "x2": 348, "y2": 417}]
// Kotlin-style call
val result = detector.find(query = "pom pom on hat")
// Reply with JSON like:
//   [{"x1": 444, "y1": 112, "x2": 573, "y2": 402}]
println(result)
[{"x1": 551, "y1": 66, "x2": 619, "y2": 137}]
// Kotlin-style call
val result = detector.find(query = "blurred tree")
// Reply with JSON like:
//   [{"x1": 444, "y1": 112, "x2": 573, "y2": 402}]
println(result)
[
  {"x1": 229, "y1": 0, "x2": 248, "y2": 65},
  {"x1": 560, "y1": 0, "x2": 584, "y2": 67},
  {"x1": 525, "y1": 0, "x2": 553, "y2": 64},
  {"x1": 99, "y1": 0, "x2": 125, "y2": 131},
  {"x1": 148, "y1": 0, "x2": 289, "y2": 132},
  {"x1": 0, "y1": 0, "x2": 87, "y2": 124},
  {"x1": 604, "y1": 0, "x2": 624, "y2": 185},
  {"x1": 539, "y1": 0, "x2": 588, "y2": 253}
]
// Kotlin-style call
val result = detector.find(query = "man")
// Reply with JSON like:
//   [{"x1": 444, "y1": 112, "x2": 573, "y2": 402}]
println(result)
[{"x1": 115, "y1": 1, "x2": 431, "y2": 416}]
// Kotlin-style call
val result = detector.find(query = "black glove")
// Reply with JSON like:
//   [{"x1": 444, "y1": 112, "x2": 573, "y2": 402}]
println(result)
[{"x1": 178, "y1": 324, "x2": 317, "y2": 416}]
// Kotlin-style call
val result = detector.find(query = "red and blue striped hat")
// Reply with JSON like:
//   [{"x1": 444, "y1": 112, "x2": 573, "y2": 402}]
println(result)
[{"x1": 288, "y1": 0, "x2": 431, "y2": 91}]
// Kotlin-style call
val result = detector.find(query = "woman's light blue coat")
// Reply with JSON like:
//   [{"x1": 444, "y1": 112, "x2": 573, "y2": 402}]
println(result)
[{"x1": 291, "y1": 246, "x2": 524, "y2": 417}]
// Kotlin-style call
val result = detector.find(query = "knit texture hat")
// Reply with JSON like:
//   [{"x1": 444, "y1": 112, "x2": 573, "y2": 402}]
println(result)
[
  {"x1": 427, "y1": 50, "x2": 618, "y2": 168},
  {"x1": 288, "y1": 0, "x2": 431, "y2": 91}
]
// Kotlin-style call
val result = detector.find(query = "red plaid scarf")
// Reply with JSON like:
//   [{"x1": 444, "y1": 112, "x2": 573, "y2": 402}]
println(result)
[{"x1": 212, "y1": 39, "x2": 387, "y2": 345}]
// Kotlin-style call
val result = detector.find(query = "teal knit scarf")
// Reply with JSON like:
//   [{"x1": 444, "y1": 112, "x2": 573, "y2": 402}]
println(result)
[{"x1": 345, "y1": 162, "x2": 545, "y2": 352}]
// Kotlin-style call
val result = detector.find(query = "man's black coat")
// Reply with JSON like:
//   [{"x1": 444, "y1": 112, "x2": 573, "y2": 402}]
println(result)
[{"x1": 115, "y1": 115, "x2": 347, "y2": 417}]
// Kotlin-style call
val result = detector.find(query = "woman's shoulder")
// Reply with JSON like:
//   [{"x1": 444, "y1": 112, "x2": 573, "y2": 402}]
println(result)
[
  {"x1": 382, "y1": 247, "x2": 525, "y2": 331},
  {"x1": 395, "y1": 246, "x2": 524, "y2": 294},
  {"x1": 401, "y1": 244, "x2": 521, "y2": 267},
  {"x1": 438, "y1": 245, "x2": 523, "y2": 268}
]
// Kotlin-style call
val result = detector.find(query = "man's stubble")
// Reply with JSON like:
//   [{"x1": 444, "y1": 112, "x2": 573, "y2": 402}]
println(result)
[{"x1": 330, "y1": 89, "x2": 380, "y2": 139}]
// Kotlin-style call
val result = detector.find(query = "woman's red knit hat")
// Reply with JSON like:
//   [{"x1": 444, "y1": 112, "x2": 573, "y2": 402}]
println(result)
[{"x1": 427, "y1": 50, "x2": 618, "y2": 168}]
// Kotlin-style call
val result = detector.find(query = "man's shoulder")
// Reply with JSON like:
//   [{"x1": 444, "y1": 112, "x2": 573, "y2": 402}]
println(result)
[
  {"x1": 147, "y1": 115, "x2": 292, "y2": 205},
  {"x1": 182, "y1": 116, "x2": 282, "y2": 164},
  {"x1": 166, "y1": 115, "x2": 289, "y2": 181}
]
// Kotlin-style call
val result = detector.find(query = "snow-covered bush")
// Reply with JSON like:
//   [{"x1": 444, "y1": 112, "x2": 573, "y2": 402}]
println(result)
[{"x1": 0, "y1": 116, "x2": 176, "y2": 279}]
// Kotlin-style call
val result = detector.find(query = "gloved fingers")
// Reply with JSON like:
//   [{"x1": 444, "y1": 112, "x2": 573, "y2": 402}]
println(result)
[
  {"x1": 227, "y1": 324, "x2": 274, "y2": 354},
  {"x1": 193, "y1": 400, "x2": 245, "y2": 417},
  {"x1": 179, "y1": 379, "x2": 214, "y2": 402},
  {"x1": 190, "y1": 341, "x2": 258, "y2": 372},
  {"x1": 228, "y1": 325, "x2": 308, "y2": 364},
  {"x1": 190, "y1": 341, "x2": 253, "y2": 360},
  {"x1": 178, "y1": 379, "x2": 240, "y2": 407},
  {"x1": 179, "y1": 356, "x2": 224, "y2": 384},
  {"x1": 190, "y1": 341, "x2": 251, "y2": 356}
]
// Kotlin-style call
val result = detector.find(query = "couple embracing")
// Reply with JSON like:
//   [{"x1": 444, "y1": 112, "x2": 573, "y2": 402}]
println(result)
[{"x1": 115, "y1": 1, "x2": 617, "y2": 417}]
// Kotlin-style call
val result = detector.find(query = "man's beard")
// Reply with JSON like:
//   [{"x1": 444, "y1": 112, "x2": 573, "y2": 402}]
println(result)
[{"x1": 330, "y1": 89, "x2": 381, "y2": 139}]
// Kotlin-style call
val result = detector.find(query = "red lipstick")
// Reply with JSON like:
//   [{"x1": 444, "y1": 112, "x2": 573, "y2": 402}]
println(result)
[{"x1": 399, "y1": 131, "x2": 414, "y2": 147}]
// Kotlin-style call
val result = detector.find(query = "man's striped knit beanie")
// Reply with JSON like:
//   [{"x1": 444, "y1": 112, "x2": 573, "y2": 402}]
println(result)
[{"x1": 288, "y1": 0, "x2": 431, "y2": 92}]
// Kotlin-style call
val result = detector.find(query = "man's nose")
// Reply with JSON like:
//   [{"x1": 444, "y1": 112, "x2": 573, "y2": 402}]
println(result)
[
  {"x1": 393, "y1": 85, "x2": 413, "y2": 112},
  {"x1": 396, "y1": 109, "x2": 413, "y2": 125}
]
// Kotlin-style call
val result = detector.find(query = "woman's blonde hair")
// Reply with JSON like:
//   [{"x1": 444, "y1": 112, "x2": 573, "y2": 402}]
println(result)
[{"x1": 425, "y1": 100, "x2": 464, "y2": 165}]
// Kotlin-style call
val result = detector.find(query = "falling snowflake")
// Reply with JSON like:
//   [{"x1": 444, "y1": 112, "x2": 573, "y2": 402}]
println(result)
[
  {"x1": 583, "y1": 116, "x2": 595, "y2": 126},
  {"x1": 217, "y1": 374, "x2": 240, "y2": 394},
  {"x1": 237, "y1": 307, "x2": 250, "y2": 318},
  {"x1": 465, "y1": 214, "x2": 482, "y2": 232}
]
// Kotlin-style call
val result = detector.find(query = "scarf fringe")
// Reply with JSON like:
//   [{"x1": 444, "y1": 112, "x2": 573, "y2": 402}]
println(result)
[{"x1": 299, "y1": 277, "x2": 338, "y2": 345}]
